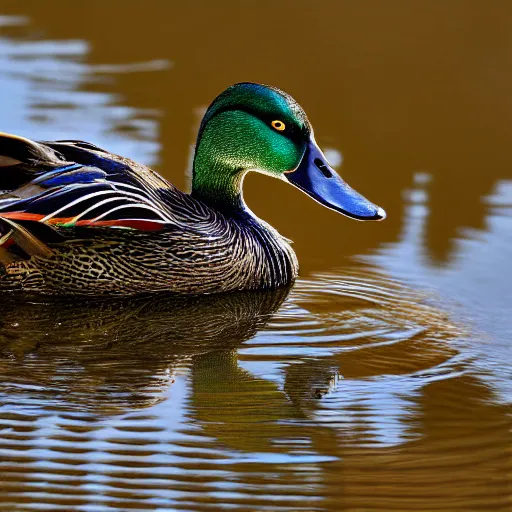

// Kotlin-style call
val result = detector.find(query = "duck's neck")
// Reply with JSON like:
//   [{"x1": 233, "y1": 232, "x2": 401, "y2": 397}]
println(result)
[{"x1": 191, "y1": 153, "x2": 248, "y2": 217}]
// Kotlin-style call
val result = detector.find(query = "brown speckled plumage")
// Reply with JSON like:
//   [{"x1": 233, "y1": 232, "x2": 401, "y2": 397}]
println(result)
[{"x1": 1, "y1": 217, "x2": 298, "y2": 296}]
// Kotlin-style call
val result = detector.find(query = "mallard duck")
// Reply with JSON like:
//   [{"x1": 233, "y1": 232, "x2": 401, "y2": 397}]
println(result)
[{"x1": 0, "y1": 83, "x2": 385, "y2": 296}]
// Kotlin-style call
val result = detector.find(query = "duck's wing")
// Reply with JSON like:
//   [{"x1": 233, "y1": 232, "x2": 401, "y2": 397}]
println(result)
[{"x1": 0, "y1": 133, "x2": 180, "y2": 264}]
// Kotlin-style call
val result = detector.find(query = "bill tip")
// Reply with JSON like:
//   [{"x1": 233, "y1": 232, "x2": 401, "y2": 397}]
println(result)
[{"x1": 376, "y1": 206, "x2": 386, "y2": 220}]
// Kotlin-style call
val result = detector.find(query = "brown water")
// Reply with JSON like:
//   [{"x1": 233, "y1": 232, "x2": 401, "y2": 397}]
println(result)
[{"x1": 0, "y1": 1, "x2": 511, "y2": 510}]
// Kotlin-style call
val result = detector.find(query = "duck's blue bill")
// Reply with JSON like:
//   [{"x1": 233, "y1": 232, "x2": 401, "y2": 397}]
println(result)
[{"x1": 285, "y1": 138, "x2": 386, "y2": 221}]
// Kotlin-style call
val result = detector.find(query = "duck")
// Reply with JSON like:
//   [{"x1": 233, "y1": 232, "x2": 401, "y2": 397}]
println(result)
[{"x1": 0, "y1": 82, "x2": 385, "y2": 296}]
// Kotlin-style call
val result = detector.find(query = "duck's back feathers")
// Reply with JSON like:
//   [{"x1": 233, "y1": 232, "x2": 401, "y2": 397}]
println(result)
[{"x1": 0, "y1": 133, "x2": 179, "y2": 264}]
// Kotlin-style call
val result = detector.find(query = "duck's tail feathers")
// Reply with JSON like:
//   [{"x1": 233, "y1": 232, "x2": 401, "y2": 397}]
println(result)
[
  {"x1": 0, "y1": 216, "x2": 64, "y2": 265},
  {"x1": 0, "y1": 132, "x2": 68, "y2": 196},
  {"x1": 0, "y1": 132, "x2": 64, "y2": 167}
]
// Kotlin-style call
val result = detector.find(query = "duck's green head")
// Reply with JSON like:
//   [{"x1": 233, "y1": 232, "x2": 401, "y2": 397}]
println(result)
[{"x1": 192, "y1": 82, "x2": 385, "y2": 221}]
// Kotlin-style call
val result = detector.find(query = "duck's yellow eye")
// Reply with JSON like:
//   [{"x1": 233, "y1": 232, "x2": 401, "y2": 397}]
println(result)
[{"x1": 271, "y1": 120, "x2": 286, "y2": 132}]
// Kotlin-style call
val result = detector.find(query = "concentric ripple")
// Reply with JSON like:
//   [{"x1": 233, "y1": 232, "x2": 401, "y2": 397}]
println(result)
[{"x1": 0, "y1": 267, "x2": 509, "y2": 511}]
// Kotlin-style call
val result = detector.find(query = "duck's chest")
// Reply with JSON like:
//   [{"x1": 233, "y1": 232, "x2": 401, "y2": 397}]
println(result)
[
  {"x1": 223, "y1": 221, "x2": 299, "y2": 290},
  {"x1": 158, "y1": 218, "x2": 299, "y2": 293}
]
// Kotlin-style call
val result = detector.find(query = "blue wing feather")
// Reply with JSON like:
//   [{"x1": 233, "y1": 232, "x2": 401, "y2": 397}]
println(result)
[{"x1": 36, "y1": 166, "x2": 107, "y2": 188}]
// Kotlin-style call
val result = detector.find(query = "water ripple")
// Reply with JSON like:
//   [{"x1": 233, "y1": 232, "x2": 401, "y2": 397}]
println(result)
[{"x1": 0, "y1": 270, "x2": 507, "y2": 511}]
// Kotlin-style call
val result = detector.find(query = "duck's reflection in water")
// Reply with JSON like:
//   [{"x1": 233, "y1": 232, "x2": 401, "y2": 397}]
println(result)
[{"x1": 0, "y1": 288, "x2": 290, "y2": 414}]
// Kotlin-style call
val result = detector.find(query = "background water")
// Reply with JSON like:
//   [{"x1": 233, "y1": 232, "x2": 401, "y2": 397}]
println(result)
[{"x1": 0, "y1": 1, "x2": 511, "y2": 510}]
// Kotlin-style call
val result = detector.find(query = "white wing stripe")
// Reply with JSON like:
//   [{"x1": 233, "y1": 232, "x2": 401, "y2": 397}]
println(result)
[
  {"x1": 72, "y1": 195, "x2": 139, "y2": 223},
  {"x1": 110, "y1": 181, "x2": 145, "y2": 192},
  {"x1": 111, "y1": 190, "x2": 174, "y2": 222},
  {"x1": 92, "y1": 203, "x2": 169, "y2": 222},
  {"x1": 41, "y1": 190, "x2": 118, "y2": 222},
  {"x1": 40, "y1": 187, "x2": 173, "y2": 224},
  {"x1": 108, "y1": 185, "x2": 174, "y2": 222}
]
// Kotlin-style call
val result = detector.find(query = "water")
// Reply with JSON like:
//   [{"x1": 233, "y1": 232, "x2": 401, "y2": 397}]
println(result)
[{"x1": 0, "y1": 3, "x2": 511, "y2": 510}]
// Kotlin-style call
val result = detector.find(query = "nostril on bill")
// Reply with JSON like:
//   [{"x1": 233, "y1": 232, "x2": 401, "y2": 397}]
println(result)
[{"x1": 314, "y1": 158, "x2": 333, "y2": 178}]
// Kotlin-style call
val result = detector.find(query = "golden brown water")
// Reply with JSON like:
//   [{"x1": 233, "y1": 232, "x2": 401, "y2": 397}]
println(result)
[{"x1": 0, "y1": 1, "x2": 511, "y2": 510}]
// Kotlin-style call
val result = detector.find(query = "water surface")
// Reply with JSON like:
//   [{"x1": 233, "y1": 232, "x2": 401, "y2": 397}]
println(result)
[{"x1": 0, "y1": 3, "x2": 511, "y2": 510}]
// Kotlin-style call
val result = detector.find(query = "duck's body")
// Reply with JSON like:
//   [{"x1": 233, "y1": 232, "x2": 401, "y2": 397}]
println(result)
[
  {"x1": 0, "y1": 140, "x2": 297, "y2": 295},
  {"x1": 0, "y1": 83, "x2": 383, "y2": 297}
]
